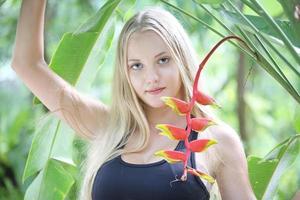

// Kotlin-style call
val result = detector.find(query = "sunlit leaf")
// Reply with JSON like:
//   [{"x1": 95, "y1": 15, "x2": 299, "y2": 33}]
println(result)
[
  {"x1": 23, "y1": 0, "x2": 121, "y2": 199},
  {"x1": 221, "y1": 10, "x2": 300, "y2": 48},
  {"x1": 33, "y1": 0, "x2": 120, "y2": 104},
  {"x1": 24, "y1": 159, "x2": 75, "y2": 200},
  {"x1": 194, "y1": 0, "x2": 225, "y2": 4},
  {"x1": 248, "y1": 135, "x2": 300, "y2": 200},
  {"x1": 23, "y1": 114, "x2": 75, "y2": 182}
]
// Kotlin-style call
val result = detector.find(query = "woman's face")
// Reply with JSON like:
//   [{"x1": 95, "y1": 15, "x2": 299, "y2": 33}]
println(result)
[{"x1": 127, "y1": 30, "x2": 184, "y2": 109}]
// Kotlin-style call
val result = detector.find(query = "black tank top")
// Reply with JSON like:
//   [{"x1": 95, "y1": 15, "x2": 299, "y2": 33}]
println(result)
[{"x1": 92, "y1": 131, "x2": 210, "y2": 200}]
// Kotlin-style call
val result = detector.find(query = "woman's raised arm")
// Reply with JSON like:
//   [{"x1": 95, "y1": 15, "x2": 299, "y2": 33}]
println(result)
[{"x1": 11, "y1": 0, "x2": 109, "y2": 141}]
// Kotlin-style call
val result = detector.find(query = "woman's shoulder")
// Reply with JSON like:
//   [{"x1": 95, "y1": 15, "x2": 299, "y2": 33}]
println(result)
[
  {"x1": 209, "y1": 122, "x2": 243, "y2": 150},
  {"x1": 206, "y1": 122, "x2": 248, "y2": 175},
  {"x1": 208, "y1": 122, "x2": 245, "y2": 160},
  {"x1": 199, "y1": 124, "x2": 255, "y2": 199},
  {"x1": 195, "y1": 122, "x2": 246, "y2": 175}
]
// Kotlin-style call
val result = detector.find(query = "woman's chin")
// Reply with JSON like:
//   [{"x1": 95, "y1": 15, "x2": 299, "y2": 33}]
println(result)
[{"x1": 143, "y1": 101, "x2": 165, "y2": 109}]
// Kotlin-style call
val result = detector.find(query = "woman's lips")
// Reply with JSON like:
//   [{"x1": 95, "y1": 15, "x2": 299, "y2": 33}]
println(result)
[{"x1": 146, "y1": 87, "x2": 165, "y2": 95}]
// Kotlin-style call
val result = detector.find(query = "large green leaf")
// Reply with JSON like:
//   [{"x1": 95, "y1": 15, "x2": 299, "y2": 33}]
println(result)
[
  {"x1": 221, "y1": 10, "x2": 300, "y2": 48},
  {"x1": 241, "y1": 0, "x2": 300, "y2": 65},
  {"x1": 194, "y1": 0, "x2": 225, "y2": 4},
  {"x1": 23, "y1": 115, "x2": 60, "y2": 181},
  {"x1": 243, "y1": 0, "x2": 283, "y2": 17},
  {"x1": 248, "y1": 134, "x2": 300, "y2": 200},
  {"x1": 33, "y1": 0, "x2": 120, "y2": 103},
  {"x1": 23, "y1": 0, "x2": 121, "y2": 199},
  {"x1": 163, "y1": 0, "x2": 300, "y2": 104},
  {"x1": 24, "y1": 159, "x2": 75, "y2": 200}
]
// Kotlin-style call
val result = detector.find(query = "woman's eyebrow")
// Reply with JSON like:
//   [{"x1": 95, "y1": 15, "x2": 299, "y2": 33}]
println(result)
[
  {"x1": 128, "y1": 51, "x2": 167, "y2": 62},
  {"x1": 154, "y1": 51, "x2": 167, "y2": 58}
]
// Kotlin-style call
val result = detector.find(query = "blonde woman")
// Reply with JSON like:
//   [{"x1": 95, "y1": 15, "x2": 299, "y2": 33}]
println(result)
[{"x1": 12, "y1": 0, "x2": 256, "y2": 199}]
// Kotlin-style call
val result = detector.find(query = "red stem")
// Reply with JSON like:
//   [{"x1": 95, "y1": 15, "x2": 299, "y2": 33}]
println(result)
[
  {"x1": 180, "y1": 35, "x2": 253, "y2": 181},
  {"x1": 192, "y1": 35, "x2": 251, "y2": 102}
]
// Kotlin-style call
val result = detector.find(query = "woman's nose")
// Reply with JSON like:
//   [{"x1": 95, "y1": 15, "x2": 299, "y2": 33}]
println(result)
[{"x1": 145, "y1": 66, "x2": 159, "y2": 84}]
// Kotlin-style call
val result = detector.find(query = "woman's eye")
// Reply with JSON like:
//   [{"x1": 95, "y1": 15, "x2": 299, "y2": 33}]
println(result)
[
  {"x1": 131, "y1": 63, "x2": 143, "y2": 70},
  {"x1": 158, "y1": 57, "x2": 170, "y2": 64}
]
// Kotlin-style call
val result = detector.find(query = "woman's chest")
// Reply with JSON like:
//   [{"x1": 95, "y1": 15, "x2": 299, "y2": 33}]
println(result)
[
  {"x1": 121, "y1": 135, "x2": 181, "y2": 165},
  {"x1": 92, "y1": 154, "x2": 210, "y2": 200}
]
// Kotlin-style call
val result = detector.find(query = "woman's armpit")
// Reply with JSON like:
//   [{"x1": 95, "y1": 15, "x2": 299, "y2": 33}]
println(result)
[{"x1": 53, "y1": 85, "x2": 109, "y2": 141}]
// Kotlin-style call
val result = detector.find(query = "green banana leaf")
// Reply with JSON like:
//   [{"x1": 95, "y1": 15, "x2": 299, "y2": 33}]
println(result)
[
  {"x1": 220, "y1": 10, "x2": 300, "y2": 48},
  {"x1": 161, "y1": 0, "x2": 300, "y2": 103},
  {"x1": 23, "y1": 0, "x2": 121, "y2": 199},
  {"x1": 248, "y1": 134, "x2": 300, "y2": 200},
  {"x1": 194, "y1": 0, "x2": 225, "y2": 4},
  {"x1": 22, "y1": 115, "x2": 75, "y2": 182},
  {"x1": 33, "y1": 0, "x2": 120, "y2": 103},
  {"x1": 24, "y1": 159, "x2": 75, "y2": 200}
]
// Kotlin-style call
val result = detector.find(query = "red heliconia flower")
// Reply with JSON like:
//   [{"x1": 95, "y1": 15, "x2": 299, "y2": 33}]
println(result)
[
  {"x1": 190, "y1": 118, "x2": 216, "y2": 132},
  {"x1": 154, "y1": 150, "x2": 187, "y2": 164},
  {"x1": 189, "y1": 139, "x2": 217, "y2": 153},
  {"x1": 186, "y1": 166, "x2": 215, "y2": 183},
  {"x1": 161, "y1": 96, "x2": 191, "y2": 115},
  {"x1": 153, "y1": 36, "x2": 249, "y2": 183},
  {"x1": 156, "y1": 124, "x2": 188, "y2": 140},
  {"x1": 194, "y1": 90, "x2": 221, "y2": 108}
]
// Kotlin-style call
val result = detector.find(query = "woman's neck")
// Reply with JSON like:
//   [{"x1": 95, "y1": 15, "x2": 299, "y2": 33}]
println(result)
[{"x1": 144, "y1": 105, "x2": 186, "y2": 134}]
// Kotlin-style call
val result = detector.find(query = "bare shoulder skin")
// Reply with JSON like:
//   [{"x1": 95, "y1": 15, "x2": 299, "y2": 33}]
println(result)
[{"x1": 195, "y1": 124, "x2": 256, "y2": 199}]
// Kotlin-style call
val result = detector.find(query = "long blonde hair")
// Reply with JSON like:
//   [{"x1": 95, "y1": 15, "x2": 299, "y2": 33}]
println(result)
[{"x1": 79, "y1": 7, "x2": 218, "y2": 200}]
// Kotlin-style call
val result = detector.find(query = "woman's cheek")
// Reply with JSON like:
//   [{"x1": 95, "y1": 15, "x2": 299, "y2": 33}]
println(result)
[{"x1": 128, "y1": 74, "x2": 140, "y2": 93}]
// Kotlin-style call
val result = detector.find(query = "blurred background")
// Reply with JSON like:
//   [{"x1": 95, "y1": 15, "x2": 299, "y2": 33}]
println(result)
[{"x1": 0, "y1": 0, "x2": 299, "y2": 199}]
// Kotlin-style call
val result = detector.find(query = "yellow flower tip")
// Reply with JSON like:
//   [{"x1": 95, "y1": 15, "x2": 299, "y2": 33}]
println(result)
[
  {"x1": 208, "y1": 139, "x2": 218, "y2": 147},
  {"x1": 155, "y1": 124, "x2": 167, "y2": 131},
  {"x1": 160, "y1": 96, "x2": 171, "y2": 103},
  {"x1": 154, "y1": 150, "x2": 179, "y2": 164},
  {"x1": 204, "y1": 175, "x2": 215, "y2": 184},
  {"x1": 188, "y1": 166, "x2": 215, "y2": 184},
  {"x1": 208, "y1": 120, "x2": 218, "y2": 126},
  {"x1": 155, "y1": 124, "x2": 175, "y2": 140},
  {"x1": 161, "y1": 97, "x2": 175, "y2": 108},
  {"x1": 154, "y1": 150, "x2": 165, "y2": 157},
  {"x1": 211, "y1": 102, "x2": 222, "y2": 109},
  {"x1": 160, "y1": 97, "x2": 178, "y2": 114}
]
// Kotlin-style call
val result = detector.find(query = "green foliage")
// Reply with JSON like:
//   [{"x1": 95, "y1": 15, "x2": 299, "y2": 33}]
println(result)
[
  {"x1": 25, "y1": 159, "x2": 75, "y2": 200},
  {"x1": 194, "y1": 0, "x2": 225, "y2": 4},
  {"x1": 162, "y1": 0, "x2": 300, "y2": 104},
  {"x1": 222, "y1": 11, "x2": 300, "y2": 48},
  {"x1": 22, "y1": 115, "x2": 75, "y2": 182},
  {"x1": 22, "y1": 0, "x2": 121, "y2": 199},
  {"x1": 1, "y1": 0, "x2": 299, "y2": 199},
  {"x1": 33, "y1": 0, "x2": 119, "y2": 104},
  {"x1": 248, "y1": 135, "x2": 300, "y2": 199},
  {"x1": 160, "y1": 0, "x2": 300, "y2": 198}
]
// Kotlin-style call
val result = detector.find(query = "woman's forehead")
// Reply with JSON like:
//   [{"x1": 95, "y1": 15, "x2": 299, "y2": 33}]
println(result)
[{"x1": 127, "y1": 30, "x2": 171, "y2": 61}]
